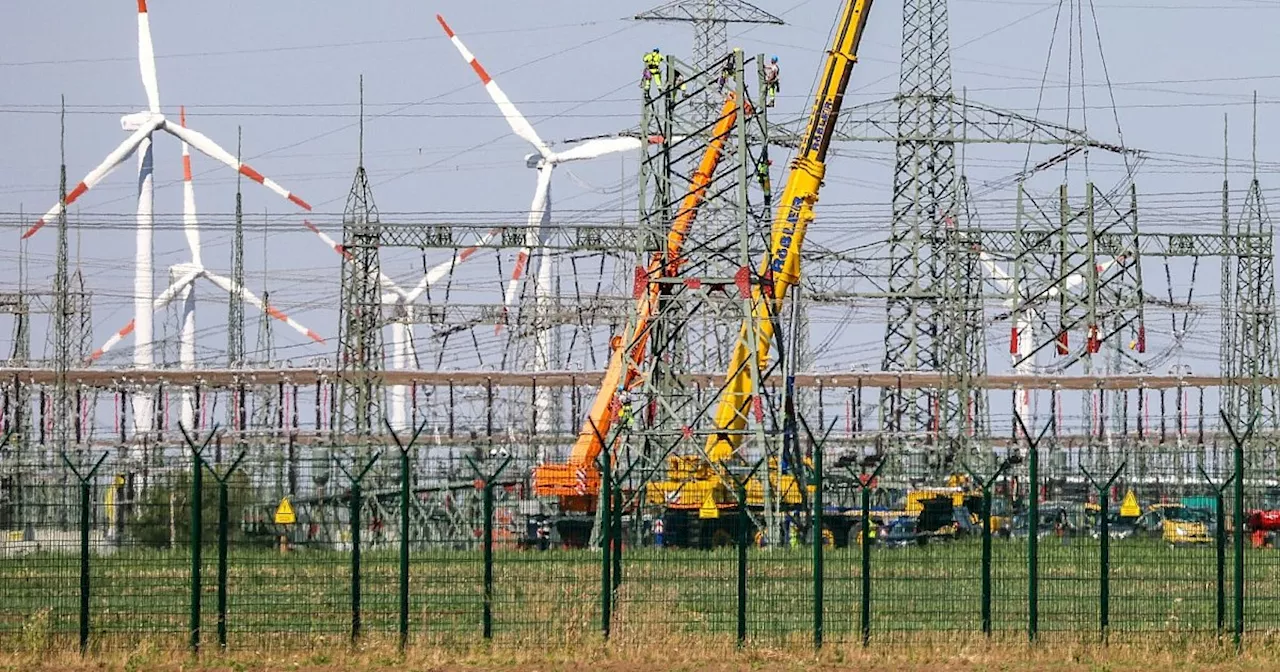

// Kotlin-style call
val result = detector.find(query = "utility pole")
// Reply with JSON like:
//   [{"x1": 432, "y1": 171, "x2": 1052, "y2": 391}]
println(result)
[
  {"x1": 53, "y1": 97, "x2": 73, "y2": 456},
  {"x1": 228, "y1": 128, "x2": 246, "y2": 369}
]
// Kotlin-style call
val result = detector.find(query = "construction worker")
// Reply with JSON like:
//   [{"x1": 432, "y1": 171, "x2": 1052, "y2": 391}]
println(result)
[
  {"x1": 756, "y1": 156, "x2": 773, "y2": 206},
  {"x1": 618, "y1": 389, "x2": 636, "y2": 430},
  {"x1": 672, "y1": 69, "x2": 689, "y2": 97},
  {"x1": 764, "y1": 55, "x2": 780, "y2": 107},
  {"x1": 718, "y1": 59, "x2": 734, "y2": 92},
  {"x1": 642, "y1": 48, "x2": 664, "y2": 93}
]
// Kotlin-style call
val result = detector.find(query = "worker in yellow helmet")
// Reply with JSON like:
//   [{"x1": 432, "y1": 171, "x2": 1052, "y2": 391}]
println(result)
[
  {"x1": 642, "y1": 48, "x2": 664, "y2": 93},
  {"x1": 764, "y1": 55, "x2": 780, "y2": 107}
]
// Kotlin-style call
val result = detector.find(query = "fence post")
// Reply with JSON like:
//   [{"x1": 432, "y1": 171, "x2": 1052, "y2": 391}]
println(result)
[
  {"x1": 855, "y1": 457, "x2": 886, "y2": 647},
  {"x1": 963, "y1": 458, "x2": 1013, "y2": 638},
  {"x1": 466, "y1": 452, "x2": 513, "y2": 640},
  {"x1": 729, "y1": 461, "x2": 765, "y2": 648},
  {"x1": 1081, "y1": 462, "x2": 1126, "y2": 641},
  {"x1": 800, "y1": 417, "x2": 836, "y2": 649},
  {"x1": 860, "y1": 481, "x2": 872, "y2": 646},
  {"x1": 62, "y1": 451, "x2": 107, "y2": 656},
  {"x1": 813, "y1": 433, "x2": 824, "y2": 649},
  {"x1": 1235, "y1": 435, "x2": 1245, "y2": 648},
  {"x1": 613, "y1": 487, "x2": 623, "y2": 591},
  {"x1": 600, "y1": 441, "x2": 612, "y2": 638},
  {"x1": 1221, "y1": 411, "x2": 1254, "y2": 649},
  {"x1": 179, "y1": 424, "x2": 217, "y2": 654},
  {"x1": 212, "y1": 449, "x2": 245, "y2": 650},
  {"x1": 1016, "y1": 414, "x2": 1052, "y2": 643},
  {"x1": 386, "y1": 419, "x2": 428, "y2": 652},
  {"x1": 1198, "y1": 463, "x2": 1235, "y2": 638},
  {"x1": 337, "y1": 452, "x2": 381, "y2": 645}
]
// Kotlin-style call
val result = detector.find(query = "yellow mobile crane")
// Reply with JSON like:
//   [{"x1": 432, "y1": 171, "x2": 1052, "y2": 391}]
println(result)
[{"x1": 647, "y1": 0, "x2": 875, "y2": 522}]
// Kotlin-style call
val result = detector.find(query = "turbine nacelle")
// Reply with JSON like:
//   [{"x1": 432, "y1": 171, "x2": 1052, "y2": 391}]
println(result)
[
  {"x1": 121, "y1": 111, "x2": 160, "y2": 131},
  {"x1": 169, "y1": 262, "x2": 203, "y2": 281}
]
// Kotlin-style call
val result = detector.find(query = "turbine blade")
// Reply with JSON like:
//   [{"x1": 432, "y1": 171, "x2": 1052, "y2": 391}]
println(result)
[
  {"x1": 180, "y1": 107, "x2": 201, "y2": 267},
  {"x1": 436, "y1": 14, "x2": 551, "y2": 158},
  {"x1": 84, "y1": 267, "x2": 198, "y2": 364},
  {"x1": 497, "y1": 165, "x2": 552, "y2": 334},
  {"x1": 163, "y1": 121, "x2": 311, "y2": 211},
  {"x1": 552, "y1": 137, "x2": 642, "y2": 163},
  {"x1": 405, "y1": 227, "x2": 501, "y2": 303},
  {"x1": 137, "y1": 1, "x2": 160, "y2": 114},
  {"x1": 1064, "y1": 258, "x2": 1118, "y2": 291},
  {"x1": 21, "y1": 119, "x2": 161, "y2": 239},
  {"x1": 204, "y1": 271, "x2": 325, "y2": 344},
  {"x1": 303, "y1": 219, "x2": 406, "y2": 296},
  {"x1": 304, "y1": 219, "x2": 352, "y2": 261},
  {"x1": 87, "y1": 320, "x2": 135, "y2": 363}
]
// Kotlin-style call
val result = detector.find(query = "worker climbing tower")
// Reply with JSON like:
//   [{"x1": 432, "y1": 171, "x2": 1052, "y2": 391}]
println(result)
[
  {"x1": 635, "y1": 0, "x2": 783, "y2": 121},
  {"x1": 335, "y1": 78, "x2": 384, "y2": 448}
]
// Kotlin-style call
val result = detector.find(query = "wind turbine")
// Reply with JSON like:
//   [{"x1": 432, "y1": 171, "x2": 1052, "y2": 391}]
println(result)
[
  {"x1": 436, "y1": 15, "x2": 649, "y2": 331},
  {"x1": 304, "y1": 221, "x2": 502, "y2": 429},
  {"x1": 22, "y1": 1, "x2": 311, "y2": 438},
  {"x1": 88, "y1": 109, "x2": 324, "y2": 431},
  {"x1": 438, "y1": 13, "x2": 656, "y2": 430}
]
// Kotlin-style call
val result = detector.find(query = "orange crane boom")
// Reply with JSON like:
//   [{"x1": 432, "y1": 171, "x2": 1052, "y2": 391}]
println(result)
[{"x1": 533, "y1": 93, "x2": 744, "y2": 499}]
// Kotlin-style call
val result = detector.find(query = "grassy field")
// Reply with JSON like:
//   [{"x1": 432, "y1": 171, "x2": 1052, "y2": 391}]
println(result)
[
  {"x1": 4, "y1": 639, "x2": 1280, "y2": 671},
  {"x1": 6, "y1": 537, "x2": 1280, "y2": 652}
]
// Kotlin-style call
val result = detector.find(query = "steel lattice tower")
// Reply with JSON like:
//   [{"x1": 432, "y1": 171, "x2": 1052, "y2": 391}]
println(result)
[
  {"x1": 1221, "y1": 113, "x2": 1278, "y2": 433},
  {"x1": 880, "y1": 0, "x2": 966, "y2": 443},
  {"x1": 335, "y1": 80, "x2": 383, "y2": 443}
]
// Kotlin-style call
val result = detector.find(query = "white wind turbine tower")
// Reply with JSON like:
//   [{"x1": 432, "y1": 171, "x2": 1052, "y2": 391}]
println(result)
[
  {"x1": 438, "y1": 14, "x2": 652, "y2": 428},
  {"x1": 978, "y1": 252, "x2": 1117, "y2": 430},
  {"x1": 89, "y1": 109, "x2": 325, "y2": 431},
  {"x1": 304, "y1": 221, "x2": 503, "y2": 429},
  {"x1": 22, "y1": 1, "x2": 311, "y2": 439}
]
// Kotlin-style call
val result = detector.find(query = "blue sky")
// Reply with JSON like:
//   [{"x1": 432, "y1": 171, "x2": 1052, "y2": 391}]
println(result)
[{"x1": 1, "y1": 0, "x2": 1277, "y2": 392}]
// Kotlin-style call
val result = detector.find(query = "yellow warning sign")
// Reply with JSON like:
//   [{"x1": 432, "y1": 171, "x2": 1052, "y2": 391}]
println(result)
[
  {"x1": 274, "y1": 497, "x2": 296, "y2": 525},
  {"x1": 1119, "y1": 490, "x2": 1141, "y2": 518},
  {"x1": 698, "y1": 495, "x2": 719, "y2": 520}
]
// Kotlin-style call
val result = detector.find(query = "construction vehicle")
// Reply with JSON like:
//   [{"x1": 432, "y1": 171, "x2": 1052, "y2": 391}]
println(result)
[
  {"x1": 1245, "y1": 487, "x2": 1280, "y2": 547},
  {"x1": 644, "y1": 0, "x2": 876, "y2": 541},
  {"x1": 903, "y1": 473, "x2": 1012, "y2": 534},
  {"x1": 531, "y1": 94, "x2": 745, "y2": 545}
]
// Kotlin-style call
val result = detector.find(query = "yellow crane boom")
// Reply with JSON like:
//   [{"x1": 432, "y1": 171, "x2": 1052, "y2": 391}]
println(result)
[{"x1": 705, "y1": 0, "x2": 875, "y2": 461}]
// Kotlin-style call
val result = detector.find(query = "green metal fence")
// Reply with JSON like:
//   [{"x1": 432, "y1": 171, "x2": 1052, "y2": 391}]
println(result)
[{"x1": 4, "y1": 417, "x2": 1280, "y2": 653}]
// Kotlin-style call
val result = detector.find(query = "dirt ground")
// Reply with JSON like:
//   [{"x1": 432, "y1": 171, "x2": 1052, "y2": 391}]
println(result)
[{"x1": 3, "y1": 639, "x2": 1278, "y2": 672}]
